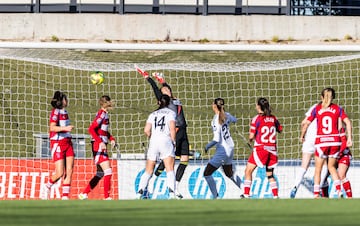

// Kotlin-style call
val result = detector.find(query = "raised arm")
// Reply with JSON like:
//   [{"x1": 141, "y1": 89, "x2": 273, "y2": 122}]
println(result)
[{"x1": 147, "y1": 77, "x2": 162, "y2": 101}]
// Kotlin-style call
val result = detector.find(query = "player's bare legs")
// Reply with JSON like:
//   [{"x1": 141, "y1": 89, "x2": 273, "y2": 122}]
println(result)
[
  {"x1": 291, "y1": 153, "x2": 327, "y2": 198},
  {"x1": 61, "y1": 156, "x2": 74, "y2": 199},
  {"x1": 42, "y1": 159, "x2": 65, "y2": 200},
  {"x1": 338, "y1": 162, "x2": 352, "y2": 198},
  {"x1": 163, "y1": 156, "x2": 176, "y2": 198},
  {"x1": 137, "y1": 160, "x2": 156, "y2": 198},
  {"x1": 99, "y1": 160, "x2": 112, "y2": 200},
  {"x1": 242, "y1": 162, "x2": 257, "y2": 198},
  {"x1": 327, "y1": 157, "x2": 341, "y2": 197},
  {"x1": 313, "y1": 156, "x2": 325, "y2": 198},
  {"x1": 79, "y1": 165, "x2": 104, "y2": 200},
  {"x1": 290, "y1": 152, "x2": 312, "y2": 198},
  {"x1": 266, "y1": 168, "x2": 278, "y2": 198}
]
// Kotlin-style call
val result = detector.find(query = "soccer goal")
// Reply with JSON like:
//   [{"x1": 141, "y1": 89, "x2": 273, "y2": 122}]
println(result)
[{"x1": 0, "y1": 43, "x2": 359, "y2": 199}]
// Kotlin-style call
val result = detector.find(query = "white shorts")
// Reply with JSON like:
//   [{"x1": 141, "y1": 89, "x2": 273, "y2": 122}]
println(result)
[
  {"x1": 147, "y1": 140, "x2": 175, "y2": 161},
  {"x1": 302, "y1": 140, "x2": 316, "y2": 154},
  {"x1": 209, "y1": 145, "x2": 233, "y2": 168}
]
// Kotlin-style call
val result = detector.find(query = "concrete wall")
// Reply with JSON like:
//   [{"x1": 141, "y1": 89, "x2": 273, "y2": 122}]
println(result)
[{"x1": 0, "y1": 14, "x2": 359, "y2": 42}]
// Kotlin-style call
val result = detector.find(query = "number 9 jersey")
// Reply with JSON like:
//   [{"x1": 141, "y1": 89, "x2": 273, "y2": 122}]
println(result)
[{"x1": 307, "y1": 103, "x2": 348, "y2": 147}]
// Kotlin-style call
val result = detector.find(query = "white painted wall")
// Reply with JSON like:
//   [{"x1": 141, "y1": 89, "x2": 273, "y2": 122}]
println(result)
[{"x1": 0, "y1": 14, "x2": 358, "y2": 42}]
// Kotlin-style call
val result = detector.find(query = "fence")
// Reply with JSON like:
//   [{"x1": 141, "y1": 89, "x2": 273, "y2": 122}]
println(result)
[{"x1": 1, "y1": 0, "x2": 359, "y2": 16}]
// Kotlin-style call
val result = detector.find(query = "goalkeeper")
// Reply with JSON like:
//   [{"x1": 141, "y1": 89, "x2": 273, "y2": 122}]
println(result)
[{"x1": 139, "y1": 70, "x2": 190, "y2": 199}]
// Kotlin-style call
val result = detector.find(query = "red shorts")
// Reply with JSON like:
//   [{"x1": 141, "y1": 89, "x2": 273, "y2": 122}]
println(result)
[
  {"x1": 50, "y1": 138, "x2": 74, "y2": 162},
  {"x1": 315, "y1": 145, "x2": 340, "y2": 158},
  {"x1": 91, "y1": 141, "x2": 109, "y2": 165},
  {"x1": 338, "y1": 149, "x2": 352, "y2": 167},
  {"x1": 247, "y1": 146, "x2": 278, "y2": 168}
]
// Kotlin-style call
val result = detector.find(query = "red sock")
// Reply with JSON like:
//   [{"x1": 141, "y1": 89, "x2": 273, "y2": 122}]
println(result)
[
  {"x1": 270, "y1": 182, "x2": 278, "y2": 197},
  {"x1": 103, "y1": 175, "x2": 112, "y2": 198},
  {"x1": 243, "y1": 180, "x2": 251, "y2": 196},
  {"x1": 342, "y1": 179, "x2": 352, "y2": 198},
  {"x1": 314, "y1": 184, "x2": 320, "y2": 197},
  {"x1": 334, "y1": 180, "x2": 341, "y2": 193}
]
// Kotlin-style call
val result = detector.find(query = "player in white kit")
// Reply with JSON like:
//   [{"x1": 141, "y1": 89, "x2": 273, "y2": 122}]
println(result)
[
  {"x1": 203, "y1": 98, "x2": 242, "y2": 199},
  {"x1": 136, "y1": 94, "x2": 177, "y2": 199}
]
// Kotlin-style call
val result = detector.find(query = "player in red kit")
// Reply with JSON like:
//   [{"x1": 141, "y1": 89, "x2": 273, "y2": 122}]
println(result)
[
  {"x1": 242, "y1": 97, "x2": 282, "y2": 198},
  {"x1": 41, "y1": 91, "x2": 74, "y2": 200},
  {"x1": 300, "y1": 87, "x2": 352, "y2": 198},
  {"x1": 78, "y1": 95, "x2": 117, "y2": 200}
]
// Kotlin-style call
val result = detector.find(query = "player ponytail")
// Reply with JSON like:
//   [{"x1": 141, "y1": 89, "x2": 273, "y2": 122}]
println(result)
[
  {"x1": 99, "y1": 95, "x2": 113, "y2": 110},
  {"x1": 158, "y1": 94, "x2": 171, "y2": 109},
  {"x1": 51, "y1": 91, "x2": 67, "y2": 109},
  {"x1": 258, "y1": 97, "x2": 271, "y2": 116},
  {"x1": 321, "y1": 87, "x2": 335, "y2": 108},
  {"x1": 214, "y1": 98, "x2": 226, "y2": 124}
]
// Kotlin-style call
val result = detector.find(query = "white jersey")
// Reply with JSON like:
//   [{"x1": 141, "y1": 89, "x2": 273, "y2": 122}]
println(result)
[
  {"x1": 302, "y1": 104, "x2": 317, "y2": 153},
  {"x1": 209, "y1": 112, "x2": 237, "y2": 167},
  {"x1": 146, "y1": 107, "x2": 176, "y2": 161}
]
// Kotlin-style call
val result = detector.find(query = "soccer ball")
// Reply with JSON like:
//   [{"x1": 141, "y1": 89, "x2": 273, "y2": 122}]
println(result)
[{"x1": 90, "y1": 71, "x2": 104, "y2": 85}]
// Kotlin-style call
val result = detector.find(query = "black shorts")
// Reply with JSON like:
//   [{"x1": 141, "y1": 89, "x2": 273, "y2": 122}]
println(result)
[{"x1": 175, "y1": 127, "x2": 190, "y2": 156}]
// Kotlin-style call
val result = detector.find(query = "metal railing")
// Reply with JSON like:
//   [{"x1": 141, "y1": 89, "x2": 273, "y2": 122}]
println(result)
[{"x1": 0, "y1": 0, "x2": 359, "y2": 16}]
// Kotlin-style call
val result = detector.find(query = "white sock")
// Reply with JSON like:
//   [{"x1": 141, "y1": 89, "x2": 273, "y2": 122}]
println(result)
[
  {"x1": 166, "y1": 171, "x2": 176, "y2": 193},
  {"x1": 204, "y1": 175, "x2": 218, "y2": 199},
  {"x1": 147, "y1": 175, "x2": 156, "y2": 194},
  {"x1": 175, "y1": 181, "x2": 180, "y2": 193},
  {"x1": 138, "y1": 172, "x2": 152, "y2": 193},
  {"x1": 293, "y1": 167, "x2": 307, "y2": 189}
]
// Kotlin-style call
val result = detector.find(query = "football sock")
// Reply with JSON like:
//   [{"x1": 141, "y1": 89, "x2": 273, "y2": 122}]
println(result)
[
  {"x1": 204, "y1": 175, "x2": 218, "y2": 199},
  {"x1": 293, "y1": 167, "x2": 306, "y2": 189},
  {"x1": 62, "y1": 184, "x2": 70, "y2": 197},
  {"x1": 154, "y1": 161, "x2": 165, "y2": 176},
  {"x1": 175, "y1": 162, "x2": 188, "y2": 182},
  {"x1": 166, "y1": 171, "x2": 176, "y2": 193},
  {"x1": 243, "y1": 180, "x2": 252, "y2": 196},
  {"x1": 103, "y1": 168, "x2": 112, "y2": 198},
  {"x1": 342, "y1": 178, "x2": 352, "y2": 198}
]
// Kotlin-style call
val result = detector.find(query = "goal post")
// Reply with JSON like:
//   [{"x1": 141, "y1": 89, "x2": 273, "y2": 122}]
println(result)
[{"x1": 0, "y1": 42, "x2": 359, "y2": 199}]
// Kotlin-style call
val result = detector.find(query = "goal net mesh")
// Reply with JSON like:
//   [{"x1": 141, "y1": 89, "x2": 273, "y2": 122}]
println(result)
[{"x1": 0, "y1": 48, "x2": 359, "y2": 199}]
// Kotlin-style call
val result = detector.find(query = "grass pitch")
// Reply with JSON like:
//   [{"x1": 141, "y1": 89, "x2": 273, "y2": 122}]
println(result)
[{"x1": 0, "y1": 199, "x2": 359, "y2": 226}]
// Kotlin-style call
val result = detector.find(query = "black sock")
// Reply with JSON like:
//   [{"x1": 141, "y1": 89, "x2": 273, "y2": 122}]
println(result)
[
  {"x1": 176, "y1": 162, "x2": 188, "y2": 182},
  {"x1": 154, "y1": 161, "x2": 165, "y2": 176}
]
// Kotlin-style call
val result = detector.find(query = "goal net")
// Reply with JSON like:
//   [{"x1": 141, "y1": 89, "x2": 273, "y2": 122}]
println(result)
[{"x1": 0, "y1": 46, "x2": 359, "y2": 199}]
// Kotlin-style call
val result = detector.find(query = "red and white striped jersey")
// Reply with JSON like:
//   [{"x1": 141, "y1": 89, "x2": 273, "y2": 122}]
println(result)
[
  {"x1": 307, "y1": 103, "x2": 348, "y2": 146},
  {"x1": 88, "y1": 109, "x2": 114, "y2": 144},
  {"x1": 49, "y1": 108, "x2": 72, "y2": 140}
]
